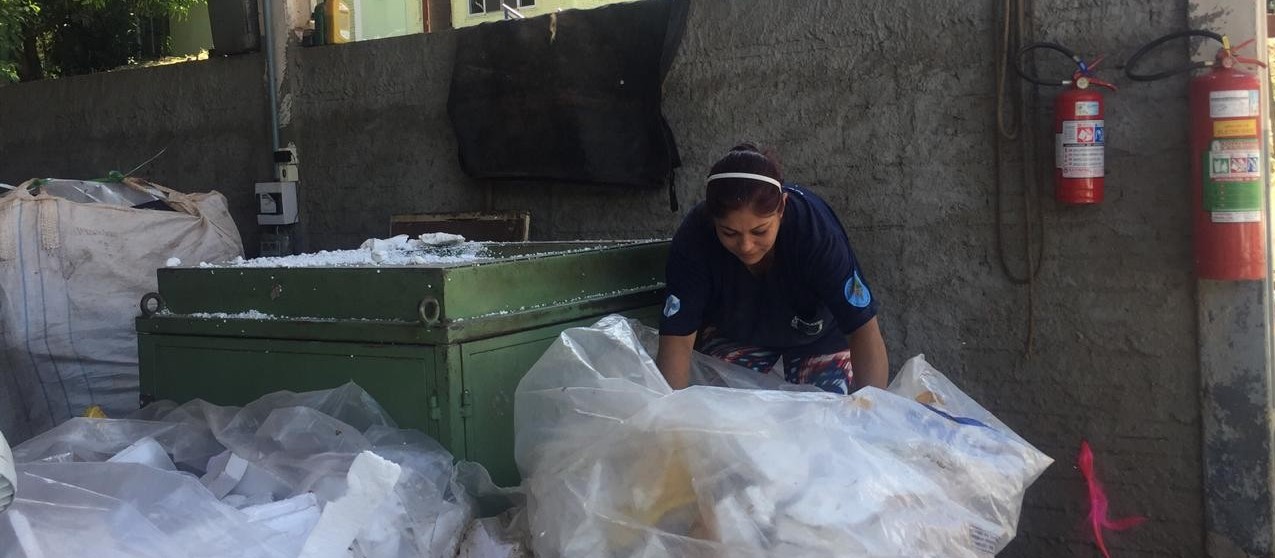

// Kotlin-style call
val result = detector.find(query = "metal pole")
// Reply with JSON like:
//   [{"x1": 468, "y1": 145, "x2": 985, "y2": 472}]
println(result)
[
  {"x1": 262, "y1": 0, "x2": 281, "y2": 152},
  {"x1": 501, "y1": 3, "x2": 525, "y2": 19}
]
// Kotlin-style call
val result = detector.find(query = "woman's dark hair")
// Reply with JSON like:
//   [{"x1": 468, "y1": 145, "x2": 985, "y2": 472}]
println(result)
[{"x1": 705, "y1": 142, "x2": 784, "y2": 219}]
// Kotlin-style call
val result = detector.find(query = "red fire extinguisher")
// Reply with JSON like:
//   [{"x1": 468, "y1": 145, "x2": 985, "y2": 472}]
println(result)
[
  {"x1": 1127, "y1": 31, "x2": 1267, "y2": 281},
  {"x1": 1016, "y1": 43, "x2": 1117, "y2": 205}
]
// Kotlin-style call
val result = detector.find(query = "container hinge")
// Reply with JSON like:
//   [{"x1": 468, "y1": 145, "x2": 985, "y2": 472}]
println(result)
[
  {"x1": 459, "y1": 389, "x2": 474, "y2": 418},
  {"x1": 428, "y1": 395, "x2": 441, "y2": 421}
]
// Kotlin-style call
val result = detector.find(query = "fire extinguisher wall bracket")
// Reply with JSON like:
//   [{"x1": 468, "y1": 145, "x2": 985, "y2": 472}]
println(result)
[
  {"x1": 1126, "y1": 30, "x2": 1267, "y2": 281},
  {"x1": 1015, "y1": 42, "x2": 1115, "y2": 205}
]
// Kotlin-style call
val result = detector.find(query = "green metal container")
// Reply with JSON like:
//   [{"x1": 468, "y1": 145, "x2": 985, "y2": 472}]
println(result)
[{"x1": 136, "y1": 240, "x2": 667, "y2": 486}]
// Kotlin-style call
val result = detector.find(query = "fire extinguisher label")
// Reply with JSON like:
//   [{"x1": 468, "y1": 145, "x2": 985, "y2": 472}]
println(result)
[
  {"x1": 1205, "y1": 138, "x2": 1262, "y2": 223},
  {"x1": 1074, "y1": 101, "x2": 1100, "y2": 117},
  {"x1": 1213, "y1": 119, "x2": 1258, "y2": 138},
  {"x1": 1209, "y1": 90, "x2": 1261, "y2": 118},
  {"x1": 1057, "y1": 120, "x2": 1104, "y2": 178}
]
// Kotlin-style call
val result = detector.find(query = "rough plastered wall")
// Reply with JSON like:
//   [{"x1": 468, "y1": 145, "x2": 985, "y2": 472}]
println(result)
[
  {"x1": 0, "y1": 54, "x2": 273, "y2": 252},
  {"x1": 289, "y1": 1, "x2": 1201, "y2": 553},
  {"x1": 743, "y1": 3, "x2": 1199, "y2": 555},
  {"x1": 491, "y1": 1, "x2": 1201, "y2": 555},
  {"x1": 0, "y1": 0, "x2": 1206, "y2": 554},
  {"x1": 282, "y1": 31, "x2": 488, "y2": 251}
]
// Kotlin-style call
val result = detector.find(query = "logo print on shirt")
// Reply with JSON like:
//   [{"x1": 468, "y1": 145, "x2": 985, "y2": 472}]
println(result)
[
  {"x1": 844, "y1": 271, "x2": 872, "y2": 308},
  {"x1": 791, "y1": 316, "x2": 825, "y2": 336},
  {"x1": 663, "y1": 294, "x2": 682, "y2": 317}
]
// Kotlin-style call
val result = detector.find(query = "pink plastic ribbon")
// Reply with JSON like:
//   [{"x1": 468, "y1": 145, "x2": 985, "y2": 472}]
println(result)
[{"x1": 1079, "y1": 440, "x2": 1147, "y2": 558}]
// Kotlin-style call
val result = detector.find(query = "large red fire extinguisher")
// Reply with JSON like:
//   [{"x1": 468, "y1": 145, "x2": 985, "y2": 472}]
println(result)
[
  {"x1": 1128, "y1": 31, "x2": 1267, "y2": 281},
  {"x1": 1016, "y1": 43, "x2": 1117, "y2": 205}
]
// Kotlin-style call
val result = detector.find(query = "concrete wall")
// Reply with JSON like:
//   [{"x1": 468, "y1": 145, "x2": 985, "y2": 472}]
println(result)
[
  {"x1": 0, "y1": 53, "x2": 273, "y2": 252},
  {"x1": 675, "y1": 3, "x2": 1200, "y2": 555},
  {"x1": 289, "y1": 2, "x2": 1207, "y2": 556},
  {"x1": 0, "y1": 0, "x2": 1226, "y2": 555},
  {"x1": 283, "y1": 31, "x2": 486, "y2": 250}
]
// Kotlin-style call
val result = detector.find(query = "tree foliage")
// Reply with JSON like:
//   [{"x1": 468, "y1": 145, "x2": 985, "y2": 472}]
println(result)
[{"x1": 0, "y1": 0, "x2": 199, "y2": 83}]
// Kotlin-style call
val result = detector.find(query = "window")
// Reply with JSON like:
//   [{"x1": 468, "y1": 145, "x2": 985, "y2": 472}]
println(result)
[
  {"x1": 470, "y1": 0, "x2": 505, "y2": 15},
  {"x1": 471, "y1": 0, "x2": 533, "y2": 16}
]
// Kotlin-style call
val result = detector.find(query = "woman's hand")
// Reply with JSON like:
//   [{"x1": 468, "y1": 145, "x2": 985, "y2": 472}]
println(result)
[
  {"x1": 656, "y1": 333, "x2": 697, "y2": 389},
  {"x1": 848, "y1": 317, "x2": 888, "y2": 390}
]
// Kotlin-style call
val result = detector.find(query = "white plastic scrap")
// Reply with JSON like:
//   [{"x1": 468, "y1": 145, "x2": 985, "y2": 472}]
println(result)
[
  {"x1": 201, "y1": 451, "x2": 292, "y2": 501},
  {"x1": 166, "y1": 257, "x2": 182, "y2": 267},
  {"x1": 416, "y1": 232, "x2": 466, "y2": 247},
  {"x1": 243, "y1": 494, "x2": 322, "y2": 558},
  {"x1": 299, "y1": 451, "x2": 402, "y2": 558},
  {"x1": 515, "y1": 316, "x2": 1054, "y2": 558},
  {"x1": 1, "y1": 383, "x2": 477, "y2": 558},
  {"x1": 191, "y1": 310, "x2": 279, "y2": 320},
  {"x1": 201, "y1": 234, "x2": 482, "y2": 268},
  {"x1": 360, "y1": 235, "x2": 410, "y2": 253},
  {"x1": 106, "y1": 437, "x2": 176, "y2": 471}
]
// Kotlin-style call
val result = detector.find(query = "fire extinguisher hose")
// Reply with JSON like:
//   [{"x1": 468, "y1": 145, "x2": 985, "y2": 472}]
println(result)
[
  {"x1": 1124, "y1": 29, "x2": 1225, "y2": 82},
  {"x1": 1013, "y1": 42, "x2": 1082, "y2": 86}
]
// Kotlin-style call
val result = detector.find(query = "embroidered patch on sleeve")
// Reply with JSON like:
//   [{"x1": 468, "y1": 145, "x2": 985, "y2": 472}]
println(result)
[
  {"x1": 663, "y1": 294, "x2": 682, "y2": 317},
  {"x1": 844, "y1": 271, "x2": 872, "y2": 308}
]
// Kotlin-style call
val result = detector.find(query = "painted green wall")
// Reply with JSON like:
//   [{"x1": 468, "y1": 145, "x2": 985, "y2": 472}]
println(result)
[
  {"x1": 170, "y1": 0, "x2": 425, "y2": 49},
  {"x1": 451, "y1": 0, "x2": 638, "y2": 29},
  {"x1": 357, "y1": 0, "x2": 425, "y2": 40}
]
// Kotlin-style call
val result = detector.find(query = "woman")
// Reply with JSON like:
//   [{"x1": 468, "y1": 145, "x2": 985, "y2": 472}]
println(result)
[{"x1": 656, "y1": 143, "x2": 888, "y2": 394}]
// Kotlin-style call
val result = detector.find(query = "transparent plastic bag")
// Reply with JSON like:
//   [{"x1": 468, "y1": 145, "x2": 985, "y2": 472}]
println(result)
[
  {"x1": 5, "y1": 383, "x2": 475, "y2": 558},
  {"x1": 12, "y1": 417, "x2": 223, "y2": 471},
  {"x1": 34, "y1": 179, "x2": 168, "y2": 208},
  {"x1": 359, "y1": 428, "x2": 475, "y2": 558},
  {"x1": 457, "y1": 512, "x2": 531, "y2": 558},
  {"x1": 515, "y1": 316, "x2": 1053, "y2": 557},
  {"x1": 0, "y1": 462, "x2": 294, "y2": 558}
]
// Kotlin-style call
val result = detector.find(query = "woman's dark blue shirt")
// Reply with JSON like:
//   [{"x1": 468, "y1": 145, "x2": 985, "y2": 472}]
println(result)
[{"x1": 659, "y1": 184, "x2": 878, "y2": 357}]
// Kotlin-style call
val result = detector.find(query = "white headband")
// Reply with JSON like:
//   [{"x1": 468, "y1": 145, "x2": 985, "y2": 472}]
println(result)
[{"x1": 706, "y1": 172, "x2": 782, "y2": 190}]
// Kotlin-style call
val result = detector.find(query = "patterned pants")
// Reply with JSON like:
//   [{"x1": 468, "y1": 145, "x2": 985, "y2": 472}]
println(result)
[{"x1": 699, "y1": 338, "x2": 854, "y2": 395}]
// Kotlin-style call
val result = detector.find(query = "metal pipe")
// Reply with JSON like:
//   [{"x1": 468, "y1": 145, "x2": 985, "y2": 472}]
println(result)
[
  {"x1": 263, "y1": 0, "x2": 281, "y2": 152},
  {"x1": 501, "y1": 3, "x2": 525, "y2": 19}
]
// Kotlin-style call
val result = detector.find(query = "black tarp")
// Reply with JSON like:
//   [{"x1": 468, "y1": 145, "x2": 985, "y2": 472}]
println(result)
[{"x1": 447, "y1": 0, "x2": 687, "y2": 199}]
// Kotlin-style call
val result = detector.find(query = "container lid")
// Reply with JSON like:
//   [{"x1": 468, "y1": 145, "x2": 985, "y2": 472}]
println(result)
[{"x1": 146, "y1": 240, "x2": 668, "y2": 323}]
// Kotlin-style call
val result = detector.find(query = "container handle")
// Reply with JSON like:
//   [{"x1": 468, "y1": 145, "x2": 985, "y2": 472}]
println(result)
[
  {"x1": 139, "y1": 292, "x2": 166, "y2": 317},
  {"x1": 418, "y1": 296, "x2": 441, "y2": 326}
]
